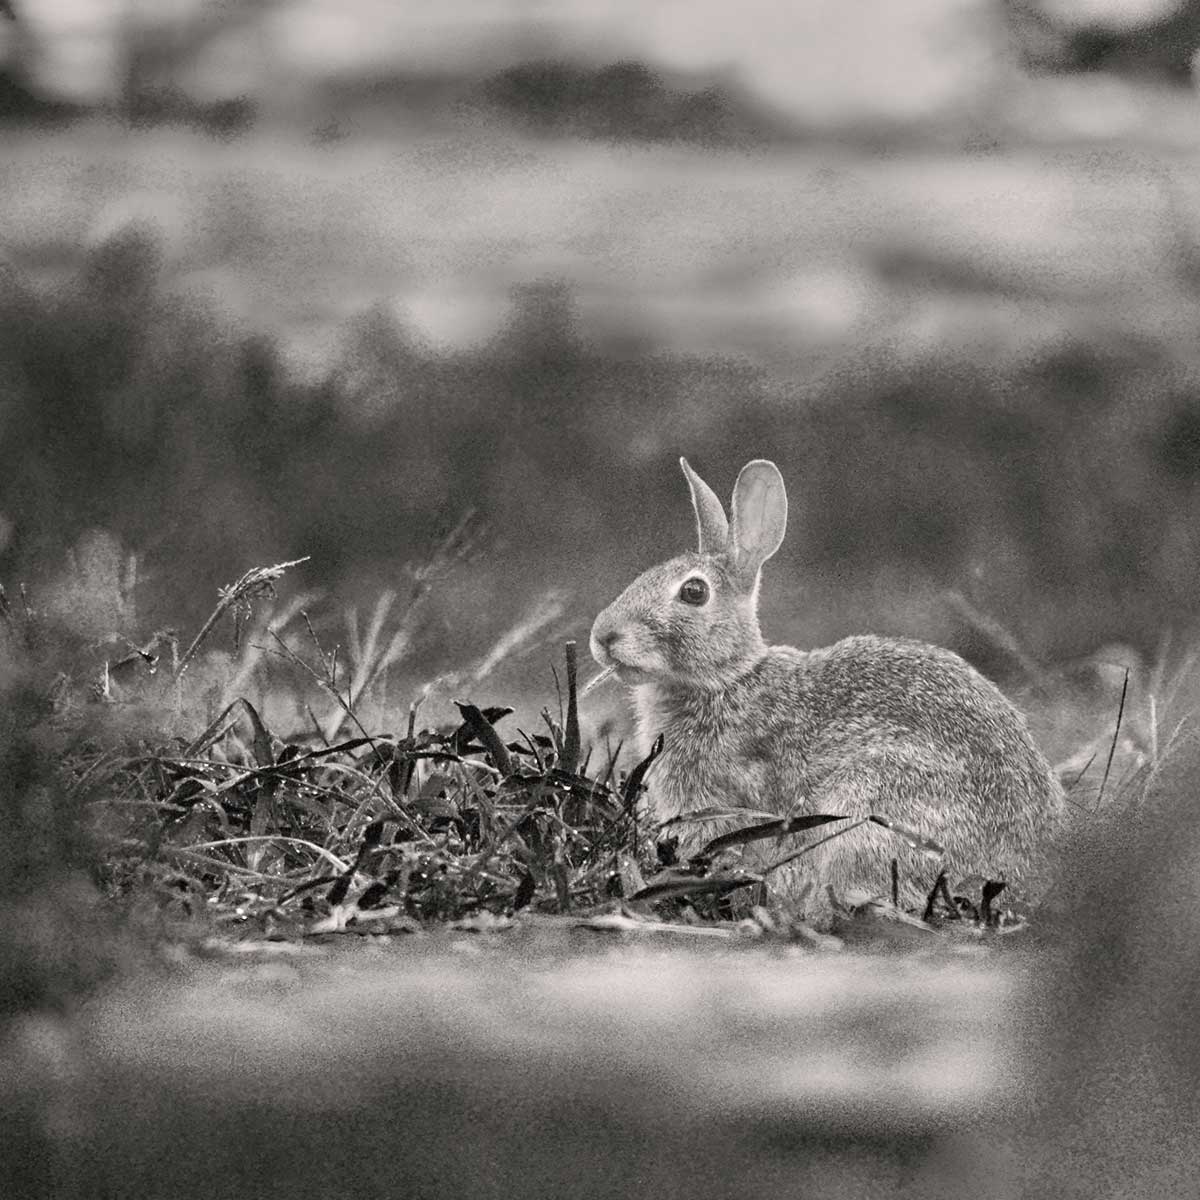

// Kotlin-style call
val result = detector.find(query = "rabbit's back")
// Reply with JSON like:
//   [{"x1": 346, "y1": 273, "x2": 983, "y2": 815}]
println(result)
[{"x1": 798, "y1": 636, "x2": 1051, "y2": 783}]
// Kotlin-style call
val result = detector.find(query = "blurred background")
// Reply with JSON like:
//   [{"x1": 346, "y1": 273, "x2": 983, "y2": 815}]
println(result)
[{"x1": 4, "y1": 0, "x2": 1200, "y2": 731}]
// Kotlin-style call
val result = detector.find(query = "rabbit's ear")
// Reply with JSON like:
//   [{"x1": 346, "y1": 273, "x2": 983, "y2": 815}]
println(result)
[
  {"x1": 730, "y1": 460, "x2": 787, "y2": 579},
  {"x1": 680, "y1": 458, "x2": 729, "y2": 554}
]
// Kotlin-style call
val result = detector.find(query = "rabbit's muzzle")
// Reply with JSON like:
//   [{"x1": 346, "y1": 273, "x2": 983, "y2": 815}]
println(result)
[
  {"x1": 589, "y1": 617, "x2": 624, "y2": 668},
  {"x1": 589, "y1": 610, "x2": 653, "y2": 682}
]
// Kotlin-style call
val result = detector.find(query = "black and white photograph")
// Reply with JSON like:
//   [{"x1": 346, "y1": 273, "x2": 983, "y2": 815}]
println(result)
[{"x1": 2, "y1": 2, "x2": 1198, "y2": 1197}]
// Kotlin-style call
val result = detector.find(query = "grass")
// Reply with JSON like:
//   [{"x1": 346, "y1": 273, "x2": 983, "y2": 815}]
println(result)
[{"x1": 4, "y1": 533, "x2": 1176, "y2": 971}]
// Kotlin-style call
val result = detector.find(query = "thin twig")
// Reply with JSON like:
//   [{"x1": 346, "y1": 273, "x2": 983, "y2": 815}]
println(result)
[
  {"x1": 1096, "y1": 668, "x2": 1130, "y2": 810},
  {"x1": 269, "y1": 628, "x2": 378, "y2": 751},
  {"x1": 761, "y1": 818, "x2": 871, "y2": 875}
]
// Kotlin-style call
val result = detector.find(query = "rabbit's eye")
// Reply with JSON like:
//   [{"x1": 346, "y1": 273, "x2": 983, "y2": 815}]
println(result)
[{"x1": 678, "y1": 577, "x2": 709, "y2": 606}]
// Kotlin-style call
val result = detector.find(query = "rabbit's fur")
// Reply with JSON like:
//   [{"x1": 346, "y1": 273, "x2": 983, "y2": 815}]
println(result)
[{"x1": 590, "y1": 458, "x2": 1063, "y2": 910}]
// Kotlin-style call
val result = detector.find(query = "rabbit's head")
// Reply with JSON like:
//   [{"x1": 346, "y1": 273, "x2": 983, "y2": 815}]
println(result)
[{"x1": 590, "y1": 458, "x2": 787, "y2": 690}]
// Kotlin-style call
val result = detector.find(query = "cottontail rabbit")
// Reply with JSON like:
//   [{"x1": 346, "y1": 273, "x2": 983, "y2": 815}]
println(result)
[{"x1": 589, "y1": 458, "x2": 1063, "y2": 911}]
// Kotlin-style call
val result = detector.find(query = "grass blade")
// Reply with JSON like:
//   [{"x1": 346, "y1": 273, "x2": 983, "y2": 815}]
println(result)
[
  {"x1": 698, "y1": 813, "x2": 849, "y2": 858},
  {"x1": 629, "y1": 868, "x2": 763, "y2": 903},
  {"x1": 561, "y1": 641, "x2": 581, "y2": 774},
  {"x1": 622, "y1": 733, "x2": 663, "y2": 811},
  {"x1": 455, "y1": 701, "x2": 513, "y2": 777},
  {"x1": 1097, "y1": 667, "x2": 1130, "y2": 809},
  {"x1": 867, "y1": 813, "x2": 944, "y2": 856}
]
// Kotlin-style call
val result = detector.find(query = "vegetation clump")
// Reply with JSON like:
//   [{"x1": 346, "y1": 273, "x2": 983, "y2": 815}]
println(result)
[{"x1": 2, "y1": 552, "x2": 1096, "y2": 964}]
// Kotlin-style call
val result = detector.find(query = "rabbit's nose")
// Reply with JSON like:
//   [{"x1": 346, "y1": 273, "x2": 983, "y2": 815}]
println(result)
[
  {"x1": 589, "y1": 621, "x2": 622, "y2": 665},
  {"x1": 597, "y1": 630, "x2": 621, "y2": 652}
]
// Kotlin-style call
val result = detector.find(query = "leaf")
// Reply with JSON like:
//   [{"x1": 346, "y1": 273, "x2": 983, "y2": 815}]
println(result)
[
  {"x1": 326, "y1": 822, "x2": 384, "y2": 907},
  {"x1": 326, "y1": 870, "x2": 355, "y2": 908},
  {"x1": 629, "y1": 867, "x2": 763, "y2": 903},
  {"x1": 513, "y1": 871, "x2": 537, "y2": 911},
  {"x1": 183, "y1": 702, "x2": 242, "y2": 759},
  {"x1": 760, "y1": 817, "x2": 871, "y2": 875},
  {"x1": 248, "y1": 791, "x2": 273, "y2": 871},
  {"x1": 299, "y1": 736, "x2": 378, "y2": 761},
  {"x1": 448, "y1": 707, "x2": 511, "y2": 757},
  {"x1": 361, "y1": 819, "x2": 385, "y2": 851},
  {"x1": 660, "y1": 805, "x2": 779, "y2": 827},
  {"x1": 213, "y1": 769, "x2": 256, "y2": 796},
  {"x1": 698, "y1": 813, "x2": 849, "y2": 858},
  {"x1": 455, "y1": 701, "x2": 513, "y2": 777},
  {"x1": 205, "y1": 698, "x2": 275, "y2": 769},
  {"x1": 184, "y1": 697, "x2": 268, "y2": 760},
  {"x1": 238, "y1": 700, "x2": 275, "y2": 769},
  {"x1": 540, "y1": 706, "x2": 564, "y2": 758},
  {"x1": 868, "y1": 813, "x2": 944, "y2": 857},
  {"x1": 622, "y1": 734, "x2": 664, "y2": 809}
]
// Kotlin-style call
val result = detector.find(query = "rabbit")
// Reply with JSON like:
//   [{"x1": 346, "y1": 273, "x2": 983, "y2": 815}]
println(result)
[{"x1": 589, "y1": 457, "x2": 1064, "y2": 914}]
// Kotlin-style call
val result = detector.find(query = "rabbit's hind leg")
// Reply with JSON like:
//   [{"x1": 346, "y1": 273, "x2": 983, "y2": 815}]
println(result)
[{"x1": 776, "y1": 753, "x2": 958, "y2": 915}]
